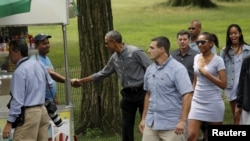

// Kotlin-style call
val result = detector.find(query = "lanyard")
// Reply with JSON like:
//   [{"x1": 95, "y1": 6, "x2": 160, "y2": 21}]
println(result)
[{"x1": 15, "y1": 57, "x2": 29, "y2": 68}]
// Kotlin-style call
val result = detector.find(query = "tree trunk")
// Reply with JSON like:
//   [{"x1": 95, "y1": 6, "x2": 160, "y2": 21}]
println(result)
[
  {"x1": 218, "y1": 0, "x2": 241, "y2": 1},
  {"x1": 168, "y1": 0, "x2": 217, "y2": 8},
  {"x1": 168, "y1": 0, "x2": 191, "y2": 6},
  {"x1": 76, "y1": 0, "x2": 121, "y2": 135},
  {"x1": 192, "y1": 0, "x2": 217, "y2": 8}
]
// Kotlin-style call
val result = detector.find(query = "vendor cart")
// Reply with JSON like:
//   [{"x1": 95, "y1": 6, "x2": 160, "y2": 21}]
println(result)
[{"x1": 0, "y1": 0, "x2": 75, "y2": 140}]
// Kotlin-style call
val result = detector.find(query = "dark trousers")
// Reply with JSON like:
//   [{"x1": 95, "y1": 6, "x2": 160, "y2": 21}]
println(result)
[{"x1": 120, "y1": 85, "x2": 146, "y2": 141}]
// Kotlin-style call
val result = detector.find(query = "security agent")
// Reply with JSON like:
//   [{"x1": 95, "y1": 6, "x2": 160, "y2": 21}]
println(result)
[{"x1": 2, "y1": 40, "x2": 53, "y2": 141}]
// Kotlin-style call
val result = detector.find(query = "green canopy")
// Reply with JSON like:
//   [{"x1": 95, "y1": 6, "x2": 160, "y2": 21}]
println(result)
[{"x1": 0, "y1": 0, "x2": 31, "y2": 18}]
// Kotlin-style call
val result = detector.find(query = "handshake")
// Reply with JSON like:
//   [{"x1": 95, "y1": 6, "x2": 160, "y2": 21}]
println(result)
[
  {"x1": 70, "y1": 76, "x2": 92, "y2": 88},
  {"x1": 70, "y1": 78, "x2": 83, "y2": 88}
]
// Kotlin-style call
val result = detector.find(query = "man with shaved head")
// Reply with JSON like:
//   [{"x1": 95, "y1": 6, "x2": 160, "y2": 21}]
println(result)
[{"x1": 188, "y1": 19, "x2": 217, "y2": 54}]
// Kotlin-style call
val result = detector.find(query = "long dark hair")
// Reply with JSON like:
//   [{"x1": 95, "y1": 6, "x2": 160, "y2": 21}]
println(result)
[
  {"x1": 225, "y1": 24, "x2": 248, "y2": 60},
  {"x1": 199, "y1": 32, "x2": 219, "y2": 48},
  {"x1": 211, "y1": 33, "x2": 219, "y2": 48}
]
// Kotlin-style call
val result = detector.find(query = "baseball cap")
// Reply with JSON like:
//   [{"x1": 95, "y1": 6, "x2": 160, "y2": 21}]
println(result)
[{"x1": 34, "y1": 33, "x2": 52, "y2": 44}]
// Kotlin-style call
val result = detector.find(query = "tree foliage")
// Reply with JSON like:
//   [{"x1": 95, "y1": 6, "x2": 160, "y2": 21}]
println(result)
[{"x1": 76, "y1": 0, "x2": 121, "y2": 135}]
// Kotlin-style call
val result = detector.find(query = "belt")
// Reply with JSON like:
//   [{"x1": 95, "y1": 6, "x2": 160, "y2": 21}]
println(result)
[
  {"x1": 125, "y1": 85, "x2": 143, "y2": 92},
  {"x1": 24, "y1": 104, "x2": 44, "y2": 109}
]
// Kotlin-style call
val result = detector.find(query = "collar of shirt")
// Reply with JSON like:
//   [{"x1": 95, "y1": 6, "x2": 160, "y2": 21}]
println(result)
[
  {"x1": 155, "y1": 55, "x2": 173, "y2": 69},
  {"x1": 176, "y1": 48, "x2": 193, "y2": 56},
  {"x1": 228, "y1": 44, "x2": 250, "y2": 55},
  {"x1": 117, "y1": 44, "x2": 127, "y2": 57}
]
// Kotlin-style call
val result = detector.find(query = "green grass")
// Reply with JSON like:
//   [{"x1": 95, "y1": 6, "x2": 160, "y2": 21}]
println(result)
[
  {"x1": 28, "y1": 0, "x2": 250, "y2": 67},
  {"x1": 28, "y1": 0, "x2": 249, "y2": 140},
  {"x1": 28, "y1": 18, "x2": 79, "y2": 67},
  {"x1": 112, "y1": 0, "x2": 250, "y2": 52}
]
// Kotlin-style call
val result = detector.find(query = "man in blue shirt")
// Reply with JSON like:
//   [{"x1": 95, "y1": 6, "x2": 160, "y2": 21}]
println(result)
[
  {"x1": 139, "y1": 36, "x2": 193, "y2": 141},
  {"x1": 30, "y1": 33, "x2": 66, "y2": 103},
  {"x1": 2, "y1": 40, "x2": 53, "y2": 140}
]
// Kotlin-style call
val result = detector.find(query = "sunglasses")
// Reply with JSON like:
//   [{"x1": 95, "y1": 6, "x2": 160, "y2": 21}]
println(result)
[
  {"x1": 195, "y1": 40, "x2": 208, "y2": 45},
  {"x1": 188, "y1": 27, "x2": 196, "y2": 30}
]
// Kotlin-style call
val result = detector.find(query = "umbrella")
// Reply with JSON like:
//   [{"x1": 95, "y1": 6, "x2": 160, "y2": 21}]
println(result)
[{"x1": 0, "y1": 0, "x2": 31, "y2": 18}]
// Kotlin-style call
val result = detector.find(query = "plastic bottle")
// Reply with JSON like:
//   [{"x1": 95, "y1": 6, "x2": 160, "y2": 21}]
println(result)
[
  {"x1": 0, "y1": 36, "x2": 3, "y2": 52},
  {"x1": 29, "y1": 35, "x2": 35, "y2": 49},
  {"x1": 2, "y1": 36, "x2": 6, "y2": 52},
  {"x1": 19, "y1": 32, "x2": 25, "y2": 43},
  {"x1": 5, "y1": 36, "x2": 9, "y2": 52},
  {"x1": 25, "y1": 32, "x2": 29, "y2": 44}
]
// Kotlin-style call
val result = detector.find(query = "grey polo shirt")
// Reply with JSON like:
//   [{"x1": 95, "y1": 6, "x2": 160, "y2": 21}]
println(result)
[{"x1": 171, "y1": 47, "x2": 199, "y2": 83}]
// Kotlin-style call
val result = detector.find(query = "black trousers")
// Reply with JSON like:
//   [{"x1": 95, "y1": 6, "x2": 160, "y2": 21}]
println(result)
[{"x1": 120, "y1": 85, "x2": 146, "y2": 141}]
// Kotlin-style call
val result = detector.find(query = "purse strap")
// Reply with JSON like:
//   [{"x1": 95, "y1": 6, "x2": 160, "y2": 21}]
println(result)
[
  {"x1": 38, "y1": 62, "x2": 56, "y2": 103},
  {"x1": 7, "y1": 57, "x2": 29, "y2": 109}
]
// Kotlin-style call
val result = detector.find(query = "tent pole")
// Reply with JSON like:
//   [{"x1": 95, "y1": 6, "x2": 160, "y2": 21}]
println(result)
[{"x1": 62, "y1": 24, "x2": 74, "y2": 141}]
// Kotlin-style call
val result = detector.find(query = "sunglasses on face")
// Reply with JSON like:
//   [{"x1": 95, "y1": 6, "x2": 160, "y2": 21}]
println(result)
[
  {"x1": 196, "y1": 40, "x2": 208, "y2": 45},
  {"x1": 188, "y1": 27, "x2": 196, "y2": 30}
]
